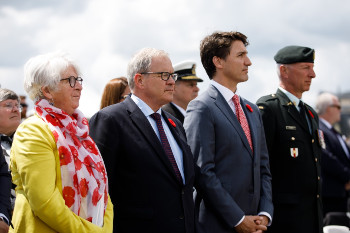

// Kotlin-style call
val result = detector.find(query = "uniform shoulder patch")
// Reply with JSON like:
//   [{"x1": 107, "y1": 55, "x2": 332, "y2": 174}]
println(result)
[{"x1": 256, "y1": 94, "x2": 277, "y2": 104}]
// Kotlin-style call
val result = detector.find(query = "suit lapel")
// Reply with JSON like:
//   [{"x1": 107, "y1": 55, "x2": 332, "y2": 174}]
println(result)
[
  {"x1": 124, "y1": 98, "x2": 181, "y2": 183},
  {"x1": 209, "y1": 86, "x2": 253, "y2": 157},
  {"x1": 276, "y1": 89, "x2": 310, "y2": 134}
]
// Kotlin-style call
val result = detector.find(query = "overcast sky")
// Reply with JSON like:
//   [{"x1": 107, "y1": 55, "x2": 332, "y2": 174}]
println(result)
[{"x1": 1, "y1": 0, "x2": 350, "y2": 117}]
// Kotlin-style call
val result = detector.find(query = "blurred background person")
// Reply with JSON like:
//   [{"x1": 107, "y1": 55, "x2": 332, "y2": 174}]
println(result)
[
  {"x1": 19, "y1": 96, "x2": 28, "y2": 121},
  {"x1": 10, "y1": 52, "x2": 113, "y2": 232},
  {"x1": 0, "y1": 88, "x2": 19, "y2": 232},
  {"x1": 100, "y1": 77, "x2": 130, "y2": 109},
  {"x1": 0, "y1": 88, "x2": 21, "y2": 216},
  {"x1": 162, "y1": 61, "x2": 202, "y2": 124},
  {"x1": 316, "y1": 93, "x2": 350, "y2": 217}
]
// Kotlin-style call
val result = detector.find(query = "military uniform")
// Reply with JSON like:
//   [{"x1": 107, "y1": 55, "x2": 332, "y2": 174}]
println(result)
[{"x1": 257, "y1": 89, "x2": 323, "y2": 233}]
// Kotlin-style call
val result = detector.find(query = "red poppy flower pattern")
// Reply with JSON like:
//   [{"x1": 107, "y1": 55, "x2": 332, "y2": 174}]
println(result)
[
  {"x1": 168, "y1": 119, "x2": 176, "y2": 127},
  {"x1": 308, "y1": 109, "x2": 314, "y2": 118},
  {"x1": 62, "y1": 186, "x2": 75, "y2": 208},
  {"x1": 246, "y1": 104, "x2": 253, "y2": 112},
  {"x1": 59, "y1": 146, "x2": 72, "y2": 165},
  {"x1": 92, "y1": 187, "x2": 102, "y2": 206},
  {"x1": 35, "y1": 99, "x2": 108, "y2": 226},
  {"x1": 82, "y1": 140, "x2": 99, "y2": 155}
]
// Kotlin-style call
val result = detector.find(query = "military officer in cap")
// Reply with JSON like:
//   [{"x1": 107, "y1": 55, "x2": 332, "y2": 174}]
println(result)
[
  {"x1": 162, "y1": 61, "x2": 203, "y2": 123},
  {"x1": 256, "y1": 46, "x2": 323, "y2": 233}
]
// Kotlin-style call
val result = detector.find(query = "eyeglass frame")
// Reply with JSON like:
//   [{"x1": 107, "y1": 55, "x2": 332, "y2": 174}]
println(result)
[
  {"x1": 140, "y1": 72, "x2": 178, "y2": 82},
  {"x1": 330, "y1": 104, "x2": 341, "y2": 110},
  {"x1": 0, "y1": 101, "x2": 23, "y2": 112},
  {"x1": 60, "y1": 76, "x2": 83, "y2": 88}
]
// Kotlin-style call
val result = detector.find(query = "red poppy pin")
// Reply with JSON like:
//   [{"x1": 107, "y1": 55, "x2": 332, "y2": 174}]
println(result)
[
  {"x1": 308, "y1": 110, "x2": 314, "y2": 118},
  {"x1": 246, "y1": 104, "x2": 253, "y2": 112},
  {"x1": 168, "y1": 119, "x2": 176, "y2": 127}
]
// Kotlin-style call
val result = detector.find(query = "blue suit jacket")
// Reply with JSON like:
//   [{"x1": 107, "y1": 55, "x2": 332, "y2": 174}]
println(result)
[
  {"x1": 320, "y1": 120, "x2": 350, "y2": 198},
  {"x1": 184, "y1": 85, "x2": 273, "y2": 233},
  {"x1": 89, "y1": 96, "x2": 195, "y2": 233}
]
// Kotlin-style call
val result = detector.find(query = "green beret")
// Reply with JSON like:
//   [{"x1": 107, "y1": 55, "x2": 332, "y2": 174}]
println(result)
[{"x1": 274, "y1": 45, "x2": 315, "y2": 64}]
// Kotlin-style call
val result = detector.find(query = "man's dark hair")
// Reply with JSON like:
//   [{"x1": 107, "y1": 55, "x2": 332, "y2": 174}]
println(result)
[{"x1": 200, "y1": 31, "x2": 249, "y2": 79}]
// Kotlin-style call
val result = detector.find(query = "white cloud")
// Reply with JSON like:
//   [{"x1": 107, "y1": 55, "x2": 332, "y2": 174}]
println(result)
[{"x1": 1, "y1": 0, "x2": 350, "y2": 117}]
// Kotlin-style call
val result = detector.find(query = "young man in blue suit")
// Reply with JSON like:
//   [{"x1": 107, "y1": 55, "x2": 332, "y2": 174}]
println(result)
[
  {"x1": 184, "y1": 31, "x2": 273, "y2": 233},
  {"x1": 316, "y1": 93, "x2": 350, "y2": 215},
  {"x1": 89, "y1": 48, "x2": 195, "y2": 233}
]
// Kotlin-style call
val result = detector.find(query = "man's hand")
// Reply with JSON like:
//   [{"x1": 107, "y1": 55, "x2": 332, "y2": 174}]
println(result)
[
  {"x1": 0, "y1": 221, "x2": 9, "y2": 233},
  {"x1": 345, "y1": 181, "x2": 350, "y2": 191},
  {"x1": 235, "y1": 216, "x2": 267, "y2": 233}
]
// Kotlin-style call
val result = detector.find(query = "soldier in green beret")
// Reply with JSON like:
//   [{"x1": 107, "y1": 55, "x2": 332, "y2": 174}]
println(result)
[{"x1": 256, "y1": 45, "x2": 323, "y2": 233}]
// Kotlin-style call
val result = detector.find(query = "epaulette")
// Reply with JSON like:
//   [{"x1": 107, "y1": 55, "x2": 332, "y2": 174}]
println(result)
[{"x1": 257, "y1": 94, "x2": 277, "y2": 103}]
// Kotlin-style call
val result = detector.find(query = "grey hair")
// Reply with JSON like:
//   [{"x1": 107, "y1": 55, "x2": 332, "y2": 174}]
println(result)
[
  {"x1": 315, "y1": 92, "x2": 337, "y2": 115},
  {"x1": 23, "y1": 51, "x2": 81, "y2": 102},
  {"x1": 126, "y1": 48, "x2": 169, "y2": 90},
  {"x1": 0, "y1": 88, "x2": 20, "y2": 103}
]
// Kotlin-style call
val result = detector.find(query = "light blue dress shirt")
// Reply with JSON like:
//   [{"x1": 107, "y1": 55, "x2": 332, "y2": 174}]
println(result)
[{"x1": 131, "y1": 94, "x2": 185, "y2": 184}]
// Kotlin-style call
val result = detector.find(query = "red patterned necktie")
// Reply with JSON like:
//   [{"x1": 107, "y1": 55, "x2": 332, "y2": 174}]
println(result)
[
  {"x1": 232, "y1": 95, "x2": 253, "y2": 151},
  {"x1": 151, "y1": 113, "x2": 182, "y2": 181}
]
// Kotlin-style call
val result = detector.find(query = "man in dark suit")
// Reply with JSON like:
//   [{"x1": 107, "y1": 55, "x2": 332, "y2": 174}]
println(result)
[
  {"x1": 316, "y1": 92, "x2": 350, "y2": 215},
  {"x1": 162, "y1": 61, "x2": 202, "y2": 124},
  {"x1": 184, "y1": 31, "x2": 273, "y2": 233},
  {"x1": 89, "y1": 48, "x2": 195, "y2": 233},
  {"x1": 256, "y1": 46, "x2": 323, "y2": 233}
]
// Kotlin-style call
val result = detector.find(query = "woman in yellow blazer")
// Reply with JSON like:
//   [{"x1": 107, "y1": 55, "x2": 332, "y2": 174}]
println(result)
[{"x1": 10, "y1": 52, "x2": 113, "y2": 232}]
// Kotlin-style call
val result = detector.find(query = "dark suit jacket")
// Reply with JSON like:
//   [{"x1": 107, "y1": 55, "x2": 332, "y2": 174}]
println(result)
[
  {"x1": 162, "y1": 103, "x2": 185, "y2": 124},
  {"x1": 89, "y1": 97, "x2": 195, "y2": 233},
  {"x1": 184, "y1": 85, "x2": 273, "y2": 233},
  {"x1": 319, "y1": 120, "x2": 350, "y2": 199},
  {"x1": 0, "y1": 140, "x2": 11, "y2": 223},
  {"x1": 257, "y1": 89, "x2": 323, "y2": 233}
]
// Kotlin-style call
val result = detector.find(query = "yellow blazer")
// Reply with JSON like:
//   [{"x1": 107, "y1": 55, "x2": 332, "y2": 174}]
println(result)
[{"x1": 10, "y1": 114, "x2": 113, "y2": 233}]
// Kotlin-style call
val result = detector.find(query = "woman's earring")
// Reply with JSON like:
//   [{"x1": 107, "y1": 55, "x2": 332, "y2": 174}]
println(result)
[{"x1": 49, "y1": 99, "x2": 54, "y2": 106}]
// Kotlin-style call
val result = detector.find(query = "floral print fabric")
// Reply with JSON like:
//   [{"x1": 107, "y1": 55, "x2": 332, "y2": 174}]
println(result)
[{"x1": 35, "y1": 99, "x2": 108, "y2": 226}]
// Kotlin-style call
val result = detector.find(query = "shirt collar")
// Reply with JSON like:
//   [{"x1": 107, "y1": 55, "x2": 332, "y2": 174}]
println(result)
[
  {"x1": 278, "y1": 86, "x2": 302, "y2": 107},
  {"x1": 320, "y1": 118, "x2": 332, "y2": 129},
  {"x1": 171, "y1": 102, "x2": 186, "y2": 116},
  {"x1": 131, "y1": 94, "x2": 162, "y2": 117},
  {"x1": 210, "y1": 80, "x2": 238, "y2": 102}
]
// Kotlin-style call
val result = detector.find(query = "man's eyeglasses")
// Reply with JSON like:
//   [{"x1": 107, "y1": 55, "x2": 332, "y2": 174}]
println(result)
[
  {"x1": 140, "y1": 72, "x2": 178, "y2": 81},
  {"x1": 60, "y1": 76, "x2": 83, "y2": 88},
  {"x1": 0, "y1": 102, "x2": 22, "y2": 112},
  {"x1": 330, "y1": 104, "x2": 341, "y2": 110}
]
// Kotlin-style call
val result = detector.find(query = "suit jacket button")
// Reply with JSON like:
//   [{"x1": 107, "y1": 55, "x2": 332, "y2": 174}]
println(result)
[
  {"x1": 312, "y1": 139, "x2": 315, "y2": 143},
  {"x1": 315, "y1": 158, "x2": 318, "y2": 162},
  {"x1": 181, "y1": 189, "x2": 185, "y2": 195},
  {"x1": 318, "y1": 176, "x2": 320, "y2": 180},
  {"x1": 317, "y1": 194, "x2": 320, "y2": 198},
  {"x1": 179, "y1": 215, "x2": 184, "y2": 219}
]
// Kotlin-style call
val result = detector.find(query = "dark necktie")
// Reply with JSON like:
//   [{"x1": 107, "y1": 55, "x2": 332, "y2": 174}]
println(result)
[
  {"x1": 150, "y1": 113, "x2": 182, "y2": 181},
  {"x1": 298, "y1": 101, "x2": 310, "y2": 133},
  {"x1": 232, "y1": 95, "x2": 253, "y2": 151}
]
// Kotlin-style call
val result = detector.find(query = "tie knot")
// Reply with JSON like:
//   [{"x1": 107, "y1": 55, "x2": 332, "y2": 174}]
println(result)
[
  {"x1": 298, "y1": 101, "x2": 304, "y2": 107},
  {"x1": 150, "y1": 112, "x2": 161, "y2": 121},
  {"x1": 232, "y1": 94, "x2": 240, "y2": 104}
]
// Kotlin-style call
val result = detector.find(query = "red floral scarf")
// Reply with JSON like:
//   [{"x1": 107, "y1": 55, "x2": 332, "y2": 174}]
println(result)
[{"x1": 35, "y1": 99, "x2": 108, "y2": 226}]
